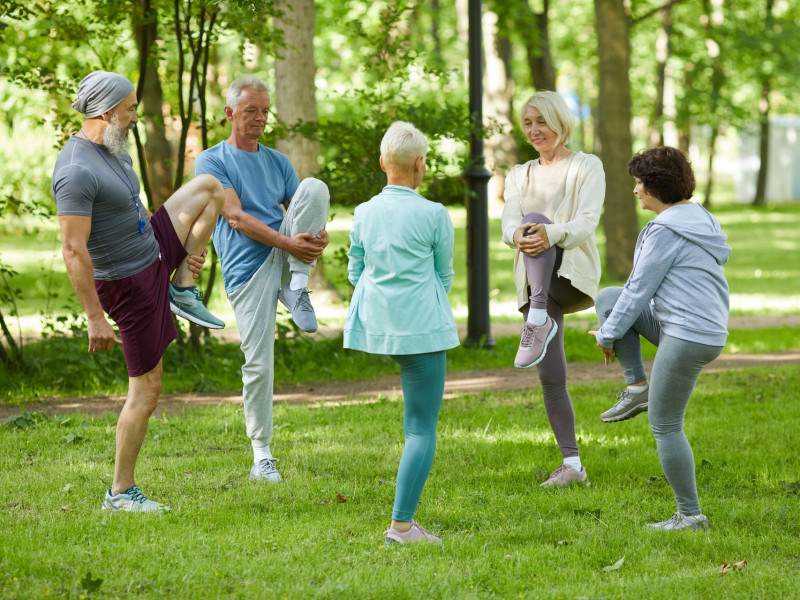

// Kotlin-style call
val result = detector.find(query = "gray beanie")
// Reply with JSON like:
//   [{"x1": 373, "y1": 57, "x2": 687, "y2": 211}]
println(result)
[{"x1": 71, "y1": 71, "x2": 135, "y2": 118}]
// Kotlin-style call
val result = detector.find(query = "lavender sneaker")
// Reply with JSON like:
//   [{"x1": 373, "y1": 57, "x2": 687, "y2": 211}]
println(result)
[
  {"x1": 514, "y1": 317, "x2": 558, "y2": 368},
  {"x1": 646, "y1": 512, "x2": 709, "y2": 531},
  {"x1": 539, "y1": 464, "x2": 590, "y2": 488},
  {"x1": 383, "y1": 520, "x2": 441, "y2": 545}
]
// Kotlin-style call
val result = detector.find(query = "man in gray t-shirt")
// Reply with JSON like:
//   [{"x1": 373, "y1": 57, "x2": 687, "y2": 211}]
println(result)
[{"x1": 51, "y1": 70, "x2": 225, "y2": 513}]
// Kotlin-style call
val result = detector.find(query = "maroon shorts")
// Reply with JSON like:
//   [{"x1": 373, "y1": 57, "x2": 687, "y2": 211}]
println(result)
[{"x1": 95, "y1": 207, "x2": 187, "y2": 377}]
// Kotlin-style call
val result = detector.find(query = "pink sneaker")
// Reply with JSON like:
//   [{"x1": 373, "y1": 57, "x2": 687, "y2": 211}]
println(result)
[
  {"x1": 383, "y1": 520, "x2": 442, "y2": 545},
  {"x1": 539, "y1": 464, "x2": 590, "y2": 488},
  {"x1": 514, "y1": 317, "x2": 558, "y2": 368}
]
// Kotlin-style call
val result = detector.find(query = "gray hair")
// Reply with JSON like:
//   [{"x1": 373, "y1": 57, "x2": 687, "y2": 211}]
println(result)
[
  {"x1": 226, "y1": 75, "x2": 269, "y2": 111},
  {"x1": 522, "y1": 91, "x2": 574, "y2": 148},
  {"x1": 380, "y1": 121, "x2": 429, "y2": 170}
]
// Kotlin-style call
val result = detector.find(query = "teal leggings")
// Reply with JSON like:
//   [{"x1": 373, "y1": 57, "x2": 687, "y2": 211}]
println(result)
[{"x1": 390, "y1": 351, "x2": 447, "y2": 522}]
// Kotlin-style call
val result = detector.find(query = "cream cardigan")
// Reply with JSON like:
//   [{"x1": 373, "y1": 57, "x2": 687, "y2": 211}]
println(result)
[{"x1": 501, "y1": 151, "x2": 606, "y2": 314}]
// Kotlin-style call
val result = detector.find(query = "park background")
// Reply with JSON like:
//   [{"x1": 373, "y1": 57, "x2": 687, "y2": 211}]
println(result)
[{"x1": 1, "y1": 1, "x2": 799, "y2": 599}]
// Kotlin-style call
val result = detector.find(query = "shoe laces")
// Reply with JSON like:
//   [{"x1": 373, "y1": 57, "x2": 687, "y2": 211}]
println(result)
[
  {"x1": 411, "y1": 521, "x2": 435, "y2": 537},
  {"x1": 295, "y1": 289, "x2": 313, "y2": 312},
  {"x1": 125, "y1": 485, "x2": 148, "y2": 504},
  {"x1": 549, "y1": 464, "x2": 571, "y2": 479},
  {"x1": 255, "y1": 457, "x2": 280, "y2": 475},
  {"x1": 612, "y1": 388, "x2": 631, "y2": 408},
  {"x1": 519, "y1": 323, "x2": 536, "y2": 349}
]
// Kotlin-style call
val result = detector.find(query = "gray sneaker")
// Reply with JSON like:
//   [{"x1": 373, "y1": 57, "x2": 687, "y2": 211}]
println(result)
[
  {"x1": 383, "y1": 520, "x2": 442, "y2": 545},
  {"x1": 514, "y1": 317, "x2": 558, "y2": 368},
  {"x1": 102, "y1": 485, "x2": 170, "y2": 513},
  {"x1": 277, "y1": 283, "x2": 318, "y2": 333},
  {"x1": 600, "y1": 386, "x2": 649, "y2": 423},
  {"x1": 249, "y1": 458, "x2": 282, "y2": 483},
  {"x1": 645, "y1": 512, "x2": 709, "y2": 531},
  {"x1": 539, "y1": 464, "x2": 590, "y2": 488}
]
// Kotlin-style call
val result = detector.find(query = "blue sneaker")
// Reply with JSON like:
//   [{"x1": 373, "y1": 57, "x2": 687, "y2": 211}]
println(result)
[{"x1": 169, "y1": 284, "x2": 225, "y2": 329}]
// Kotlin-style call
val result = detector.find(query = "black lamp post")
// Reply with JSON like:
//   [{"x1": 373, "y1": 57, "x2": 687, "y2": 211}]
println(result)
[{"x1": 461, "y1": 0, "x2": 495, "y2": 349}]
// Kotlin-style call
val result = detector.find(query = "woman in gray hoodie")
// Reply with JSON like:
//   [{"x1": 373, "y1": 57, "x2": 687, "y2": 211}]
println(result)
[{"x1": 591, "y1": 146, "x2": 731, "y2": 531}]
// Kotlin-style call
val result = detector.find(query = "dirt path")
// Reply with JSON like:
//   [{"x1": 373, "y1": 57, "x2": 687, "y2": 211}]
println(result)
[{"x1": 4, "y1": 350, "x2": 798, "y2": 419}]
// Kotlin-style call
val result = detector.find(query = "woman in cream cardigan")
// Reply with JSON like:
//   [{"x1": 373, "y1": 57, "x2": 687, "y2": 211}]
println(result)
[
  {"x1": 344, "y1": 121, "x2": 459, "y2": 544},
  {"x1": 501, "y1": 91, "x2": 605, "y2": 488}
]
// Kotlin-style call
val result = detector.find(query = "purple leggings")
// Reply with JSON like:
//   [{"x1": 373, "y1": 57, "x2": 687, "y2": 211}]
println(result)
[{"x1": 521, "y1": 212, "x2": 588, "y2": 459}]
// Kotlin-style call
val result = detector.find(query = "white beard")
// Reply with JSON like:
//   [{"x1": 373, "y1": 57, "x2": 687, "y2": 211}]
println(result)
[{"x1": 102, "y1": 115, "x2": 132, "y2": 156}]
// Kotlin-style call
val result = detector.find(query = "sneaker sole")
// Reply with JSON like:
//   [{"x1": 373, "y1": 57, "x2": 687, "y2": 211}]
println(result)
[
  {"x1": 600, "y1": 403, "x2": 648, "y2": 423},
  {"x1": 169, "y1": 301, "x2": 225, "y2": 329},
  {"x1": 514, "y1": 321, "x2": 559, "y2": 369}
]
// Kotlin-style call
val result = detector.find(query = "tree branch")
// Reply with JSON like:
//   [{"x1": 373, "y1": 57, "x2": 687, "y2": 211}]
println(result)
[{"x1": 631, "y1": 0, "x2": 686, "y2": 26}]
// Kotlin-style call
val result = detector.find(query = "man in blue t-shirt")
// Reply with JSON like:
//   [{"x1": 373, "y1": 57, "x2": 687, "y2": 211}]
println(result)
[{"x1": 195, "y1": 75, "x2": 330, "y2": 483}]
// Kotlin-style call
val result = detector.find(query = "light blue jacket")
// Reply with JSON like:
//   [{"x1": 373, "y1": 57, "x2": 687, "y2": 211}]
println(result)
[
  {"x1": 343, "y1": 185, "x2": 460, "y2": 355},
  {"x1": 596, "y1": 202, "x2": 731, "y2": 348}
]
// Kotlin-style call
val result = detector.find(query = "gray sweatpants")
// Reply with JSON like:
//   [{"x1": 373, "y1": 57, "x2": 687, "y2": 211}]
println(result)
[
  {"x1": 595, "y1": 286, "x2": 723, "y2": 515},
  {"x1": 228, "y1": 178, "x2": 329, "y2": 449}
]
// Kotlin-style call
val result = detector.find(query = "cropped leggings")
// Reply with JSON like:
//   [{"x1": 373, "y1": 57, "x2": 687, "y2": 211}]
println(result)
[
  {"x1": 595, "y1": 287, "x2": 723, "y2": 515},
  {"x1": 521, "y1": 213, "x2": 589, "y2": 459},
  {"x1": 390, "y1": 351, "x2": 447, "y2": 522}
]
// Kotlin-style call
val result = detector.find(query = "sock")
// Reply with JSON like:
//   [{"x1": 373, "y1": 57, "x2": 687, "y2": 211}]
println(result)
[
  {"x1": 628, "y1": 383, "x2": 649, "y2": 393},
  {"x1": 563, "y1": 456, "x2": 582, "y2": 471},
  {"x1": 289, "y1": 273, "x2": 309, "y2": 291},
  {"x1": 527, "y1": 308, "x2": 548, "y2": 326},
  {"x1": 253, "y1": 445, "x2": 274, "y2": 464},
  {"x1": 171, "y1": 284, "x2": 193, "y2": 292}
]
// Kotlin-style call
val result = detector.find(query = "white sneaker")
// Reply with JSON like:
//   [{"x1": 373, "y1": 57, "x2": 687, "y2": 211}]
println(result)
[
  {"x1": 102, "y1": 485, "x2": 170, "y2": 513},
  {"x1": 646, "y1": 512, "x2": 709, "y2": 531},
  {"x1": 249, "y1": 458, "x2": 282, "y2": 482}
]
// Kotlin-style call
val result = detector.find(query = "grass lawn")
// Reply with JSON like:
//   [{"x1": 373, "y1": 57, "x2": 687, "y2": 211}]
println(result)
[{"x1": 2, "y1": 365, "x2": 799, "y2": 599}]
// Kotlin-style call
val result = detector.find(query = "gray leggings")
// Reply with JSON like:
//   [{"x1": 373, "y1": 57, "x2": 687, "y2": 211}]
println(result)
[
  {"x1": 522, "y1": 213, "x2": 589, "y2": 459},
  {"x1": 595, "y1": 287, "x2": 723, "y2": 515}
]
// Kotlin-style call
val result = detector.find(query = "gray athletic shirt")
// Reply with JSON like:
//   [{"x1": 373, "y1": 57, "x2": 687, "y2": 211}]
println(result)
[{"x1": 51, "y1": 136, "x2": 160, "y2": 281}]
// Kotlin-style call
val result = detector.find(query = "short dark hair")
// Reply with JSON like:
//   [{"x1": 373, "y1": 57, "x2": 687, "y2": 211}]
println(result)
[{"x1": 627, "y1": 146, "x2": 695, "y2": 204}]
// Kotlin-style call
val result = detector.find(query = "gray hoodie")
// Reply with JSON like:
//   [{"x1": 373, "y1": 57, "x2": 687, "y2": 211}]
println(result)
[{"x1": 596, "y1": 202, "x2": 731, "y2": 348}]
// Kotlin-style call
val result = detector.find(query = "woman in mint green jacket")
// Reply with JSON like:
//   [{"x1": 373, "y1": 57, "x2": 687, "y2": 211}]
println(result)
[{"x1": 344, "y1": 121, "x2": 459, "y2": 545}]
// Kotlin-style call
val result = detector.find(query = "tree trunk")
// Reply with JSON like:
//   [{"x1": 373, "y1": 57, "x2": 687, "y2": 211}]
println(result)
[
  {"x1": 701, "y1": 0, "x2": 723, "y2": 208},
  {"x1": 133, "y1": 0, "x2": 175, "y2": 209},
  {"x1": 274, "y1": 0, "x2": 320, "y2": 180},
  {"x1": 595, "y1": 0, "x2": 638, "y2": 280},
  {"x1": 519, "y1": 0, "x2": 555, "y2": 91},
  {"x1": 482, "y1": 8, "x2": 517, "y2": 200},
  {"x1": 753, "y1": 0, "x2": 774, "y2": 206},
  {"x1": 753, "y1": 79, "x2": 771, "y2": 206},
  {"x1": 704, "y1": 126, "x2": 718, "y2": 207},
  {"x1": 648, "y1": 5, "x2": 672, "y2": 148}
]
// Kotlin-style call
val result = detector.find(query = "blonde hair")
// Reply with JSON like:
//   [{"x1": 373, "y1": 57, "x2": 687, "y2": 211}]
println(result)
[
  {"x1": 380, "y1": 121, "x2": 429, "y2": 170},
  {"x1": 521, "y1": 91, "x2": 574, "y2": 148}
]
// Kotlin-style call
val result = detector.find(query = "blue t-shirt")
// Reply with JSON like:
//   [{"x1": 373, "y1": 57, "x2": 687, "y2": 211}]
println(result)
[{"x1": 195, "y1": 142, "x2": 299, "y2": 294}]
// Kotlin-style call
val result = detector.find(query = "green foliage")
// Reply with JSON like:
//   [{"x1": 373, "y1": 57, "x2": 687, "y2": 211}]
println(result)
[
  {"x1": 1, "y1": 366, "x2": 800, "y2": 598},
  {"x1": 310, "y1": 1, "x2": 471, "y2": 206}
]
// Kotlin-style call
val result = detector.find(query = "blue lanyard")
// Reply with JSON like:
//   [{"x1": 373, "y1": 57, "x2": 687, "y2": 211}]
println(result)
[{"x1": 79, "y1": 130, "x2": 145, "y2": 234}]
